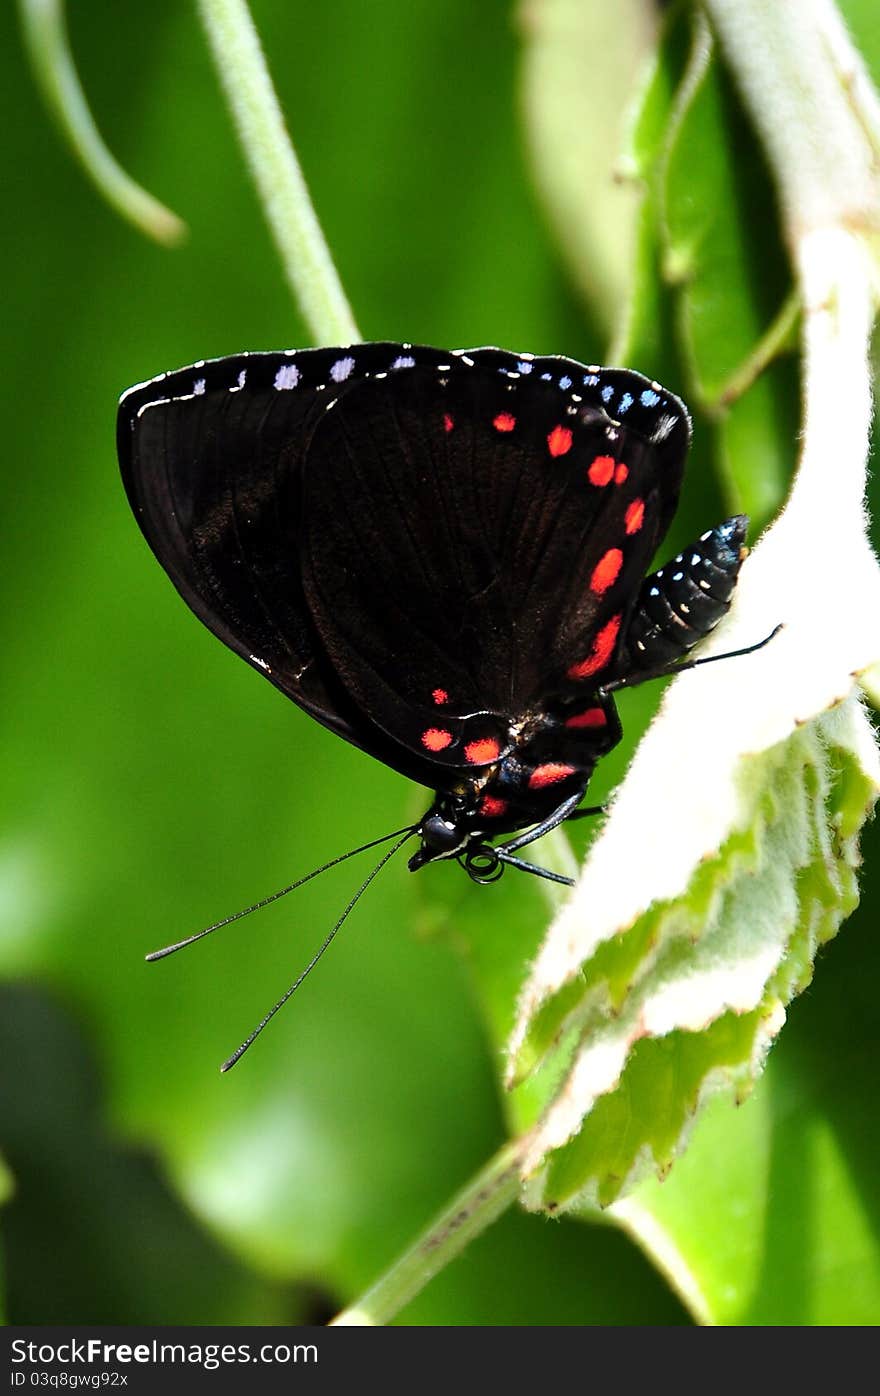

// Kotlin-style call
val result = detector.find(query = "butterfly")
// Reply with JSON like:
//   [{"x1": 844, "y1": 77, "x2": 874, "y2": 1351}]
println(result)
[{"x1": 118, "y1": 342, "x2": 755, "y2": 1066}]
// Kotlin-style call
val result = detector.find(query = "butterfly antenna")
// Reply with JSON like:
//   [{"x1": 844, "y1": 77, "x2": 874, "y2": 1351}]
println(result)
[
  {"x1": 220, "y1": 826, "x2": 416, "y2": 1072},
  {"x1": 145, "y1": 824, "x2": 417, "y2": 962}
]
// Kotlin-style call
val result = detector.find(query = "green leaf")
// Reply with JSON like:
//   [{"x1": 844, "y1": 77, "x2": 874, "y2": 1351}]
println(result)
[
  {"x1": 514, "y1": 701, "x2": 879, "y2": 1210},
  {"x1": 610, "y1": 818, "x2": 880, "y2": 1324}
]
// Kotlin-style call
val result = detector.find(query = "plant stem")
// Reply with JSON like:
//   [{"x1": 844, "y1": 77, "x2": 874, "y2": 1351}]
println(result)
[
  {"x1": 196, "y1": 0, "x2": 359, "y2": 343},
  {"x1": 19, "y1": 0, "x2": 185, "y2": 246},
  {"x1": 711, "y1": 290, "x2": 800, "y2": 412},
  {"x1": 704, "y1": 0, "x2": 880, "y2": 245},
  {"x1": 704, "y1": 0, "x2": 879, "y2": 522},
  {"x1": 330, "y1": 1139, "x2": 528, "y2": 1325}
]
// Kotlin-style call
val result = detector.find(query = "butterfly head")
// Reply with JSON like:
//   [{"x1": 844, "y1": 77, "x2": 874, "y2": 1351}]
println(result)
[{"x1": 408, "y1": 794, "x2": 478, "y2": 871}]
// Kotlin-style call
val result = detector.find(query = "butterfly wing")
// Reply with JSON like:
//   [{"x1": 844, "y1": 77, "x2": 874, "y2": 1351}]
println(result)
[
  {"x1": 118, "y1": 349, "x2": 372, "y2": 747},
  {"x1": 298, "y1": 349, "x2": 690, "y2": 765},
  {"x1": 118, "y1": 344, "x2": 690, "y2": 787}
]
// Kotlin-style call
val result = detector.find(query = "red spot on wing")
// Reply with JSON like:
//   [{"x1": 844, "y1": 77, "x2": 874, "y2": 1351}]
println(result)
[
  {"x1": 565, "y1": 707, "x2": 608, "y2": 730},
  {"x1": 588, "y1": 454, "x2": 615, "y2": 486},
  {"x1": 432, "y1": 688, "x2": 449, "y2": 705},
  {"x1": 625, "y1": 498, "x2": 645, "y2": 534},
  {"x1": 479, "y1": 795, "x2": 508, "y2": 818},
  {"x1": 464, "y1": 737, "x2": 501, "y2": 765},
  {"x1": 614, "y1": 463, "x2": 628, "y2": 485},
  {"x1": 493, "y1": 413, "x2": 516, "y2": 433},
  {"x1": 422, "y1": 728, "x2": 453, "y2": 752},
  {"x1": 528, "y1": 763, "x2": 577, "y2": 790},
  {"x1": 547, "y1": 425, "x2": 573, "y2": 457},
  {"x1": 590, "y1": 548, "x2": 623, "y2": 596},
  {"x1": 443, "y1": 413, "x2": 454, "y2": 433},
  {"x1": 567, "y1": 614, "x2": 622, "y2": 680}
]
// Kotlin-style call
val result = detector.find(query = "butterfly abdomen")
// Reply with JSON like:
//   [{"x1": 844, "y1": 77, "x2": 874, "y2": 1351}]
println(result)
[{"x1": 615, "y1": 515, "x2": 749, "y2": 673}]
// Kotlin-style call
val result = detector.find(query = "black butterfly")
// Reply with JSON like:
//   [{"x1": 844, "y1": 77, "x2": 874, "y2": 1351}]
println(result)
[{"x1": 118, "y1": 343, "x2": 753, "y2": 1065}]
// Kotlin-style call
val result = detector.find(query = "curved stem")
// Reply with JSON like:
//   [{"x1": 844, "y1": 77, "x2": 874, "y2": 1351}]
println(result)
[
  {"x1": 196, "y1": 0, "x2": 359, "y2": 343},
  {"x1": 704, "y1": 0, "x2": 879, "y2": 524},
  {"x1": 704, "y1": 0, "x2": 880, "y2": 245},
  {"x1": 330, "y1": 1138, "x2": 528, "y2": 1325},
  {"x1": 18, "y1": 0, "x2": 185, "y2": 246}
]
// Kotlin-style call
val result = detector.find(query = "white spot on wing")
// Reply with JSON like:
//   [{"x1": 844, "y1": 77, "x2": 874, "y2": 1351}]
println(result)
[
  {"x1": 274, "y1": 364, "x2": 300, "y2": 390},
  {"x1": 392, "y1": 355, "x2": 415, "y2": 369},
  {"x1": 330, "y1": 356, "x2": 355, "y2": 382},
  {"x1": 193, "y1": 378, "x2": 206, "y2": 395}
]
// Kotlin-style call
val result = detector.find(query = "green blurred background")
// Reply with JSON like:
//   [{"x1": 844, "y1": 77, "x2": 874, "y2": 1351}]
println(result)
[{"x1": 1, "y1": 0, "x2": 878, "y2": 1325}]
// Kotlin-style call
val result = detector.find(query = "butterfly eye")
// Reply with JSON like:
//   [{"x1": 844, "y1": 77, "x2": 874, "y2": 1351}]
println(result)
[{"x1": 421, "y1": 814, "x2": 463, "y2": 852}]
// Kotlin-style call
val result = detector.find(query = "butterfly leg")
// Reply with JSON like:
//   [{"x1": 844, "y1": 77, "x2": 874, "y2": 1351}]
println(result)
[
  {"x1": 496, "y1": 790, "x2": 588, "y2": 856},
  {"x1": 563, "y1": 804, "x2": 606, "y2": 822},
  {"x1": 494, "y1": 850, "x2": 575, "y2": 886},
  {"x1": 460, "y1": 790, "x2": 589, "y2": 885},
  {"x1": 461, "y1": 842, "x2": 577, "y2": 885}
]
